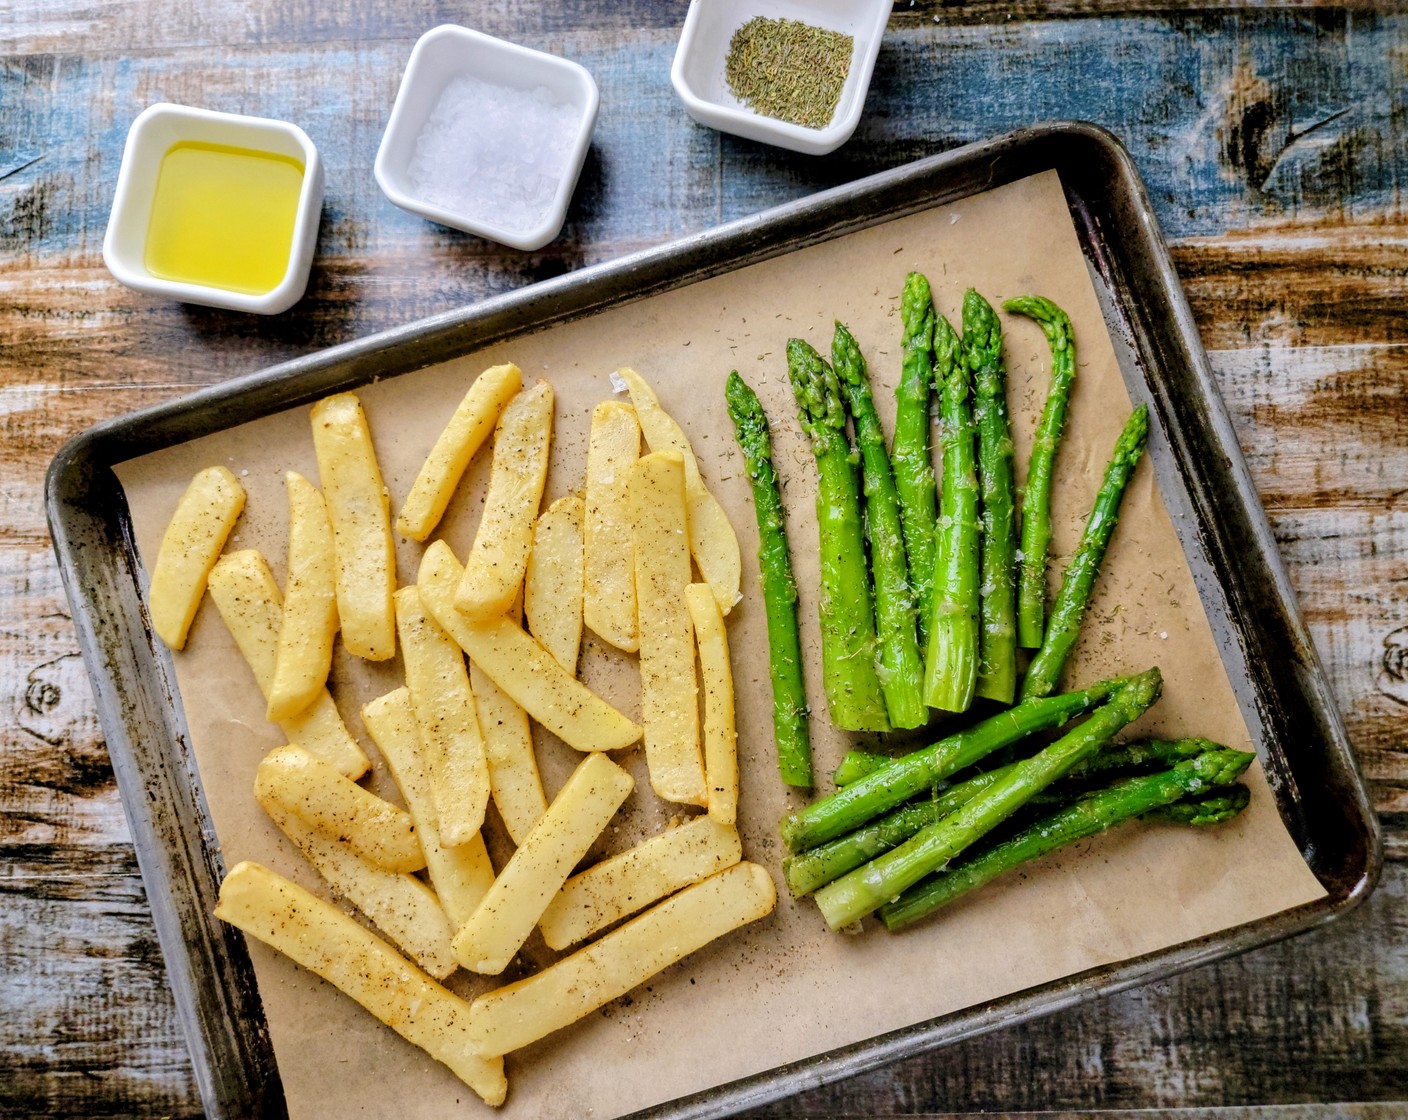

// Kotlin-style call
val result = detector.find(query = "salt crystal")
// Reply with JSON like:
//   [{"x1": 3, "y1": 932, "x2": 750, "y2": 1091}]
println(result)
[{"x1": 608, "y1": 370, "x2": 629, "y2": 394}]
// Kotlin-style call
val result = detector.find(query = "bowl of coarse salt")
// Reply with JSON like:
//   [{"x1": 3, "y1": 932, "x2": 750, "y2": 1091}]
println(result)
[{"x1": 375, "y1": 24, "x2": 599, "y2": 251}]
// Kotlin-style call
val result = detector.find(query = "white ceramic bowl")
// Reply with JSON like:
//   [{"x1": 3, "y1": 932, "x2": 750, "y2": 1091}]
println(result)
[
  {"x1": 375, "y1": 24, "x2": 600, "y2": 251},
  {"x1": 671, "y1": 0, "x2": 891, "y2": 156},
  {"x1": 102, "y1": 103, "x2": 324, "y2": 315}
]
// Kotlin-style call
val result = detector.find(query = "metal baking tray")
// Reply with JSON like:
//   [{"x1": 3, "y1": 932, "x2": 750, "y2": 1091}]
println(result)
[{"x1": 47, "y1": 123, "x2": 1380, "y2": 1120}]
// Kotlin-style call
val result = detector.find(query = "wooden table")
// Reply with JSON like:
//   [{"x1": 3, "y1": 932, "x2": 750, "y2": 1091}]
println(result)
[{"x1": 3, "y1": 2, "x2": 1405, "y2": 1116}]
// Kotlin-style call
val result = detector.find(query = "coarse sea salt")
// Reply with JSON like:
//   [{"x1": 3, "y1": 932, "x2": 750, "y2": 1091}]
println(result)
[{"x1": 406, "y1": 75, "x2": 580, "y2": 235}]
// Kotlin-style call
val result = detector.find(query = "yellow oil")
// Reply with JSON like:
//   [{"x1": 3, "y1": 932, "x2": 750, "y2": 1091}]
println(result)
[{"x1": 144, "y1": 141, "x2": 305, "y2": 296}]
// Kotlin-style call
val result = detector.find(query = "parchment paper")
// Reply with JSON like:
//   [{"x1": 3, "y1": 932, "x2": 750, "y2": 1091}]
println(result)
[{"x1": 114, "y1": 170, "x2": 1326, "y2": 1119}]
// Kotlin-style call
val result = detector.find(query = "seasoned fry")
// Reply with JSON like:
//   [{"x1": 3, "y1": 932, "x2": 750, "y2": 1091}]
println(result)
[
  {"x1": 451, "y1": 753, "x2": 634, "y2": 975},
  {"x1": 685, "y1": 583, "x2": 739, "y2": 825},
  {"x1": 524, "y1": 494, "x2": 585, "y2": 673},
  {"x1": 469, "y1": 862, "x2": 776, "y2": 1057},
  {"x1": 205, "y1": 549, "x2": 370, "y2": 779},
  {"x1": 471, "y1": 658, "x2": 547, "y2": 847},
  {"x1": 454, "y1": 380, "x2": 554, "y2": 620},
  {"x1": 310, "y1": 392, "x2": 396, "y2": 661},
  {"x1": 619, "y1": 367, "x2": 741, "y2": 613},
  {"x1": 266, "y1": 471, "x2": 338, "y2": 721},
  {"x1": 215, "y1": 861, "x2": 505, "y2": 1105},
  {"x1": 538, "y1": 815, "x2": 741, "y2": 950},
  {"x1": 395, "y1": 362, "x2": 523, "y2": 541},
  {"x1": 148, "y1": 465, "x2": 245, "y2": 650},
  {"x1": 419, "y1": 542, "x2": 642, "y2": 753},
  {"x1": 630, "y1": 452, "x2": 705, "y2": 806},
  {"x1": 582, "y1": 400, "x2": 641, "y2": 652}
]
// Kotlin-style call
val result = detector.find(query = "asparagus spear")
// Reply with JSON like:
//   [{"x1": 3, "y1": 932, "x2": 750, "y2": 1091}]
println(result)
[
  {"x1": 1144, "y1": 784, "x2": 1251, "y2": 825},
  {"x1": 813, "y1": 667, "x2": 1162, "y2": 929},
  {"x1": 724, "y1": 371, "x2": 813, "y2": 788},
  {"x1": 832, "y1": 321, "x2": 926, "y2": 730},
  {"x1": 893, "y1": 273, "x2": 939, "y2": 642},
  {"x1": 780, "y1": 675, "x2": 1125, "y2": 853},
  {"x1": 1004, "y1": 295, "x2": 1078, "y2": 649},
  {"x1": 1021, "y1": 404, "x2": 1151, "y2": 701},
  {"x1": 878, "y1": 744, "x2": 1253, "y2": 930},
  {"x1": 786, "y1": 338, "x2": 890, "y2": 733},
  {"x1": 923, "y1": 312, "x2": 979, "y2": 712},
  {"x1": 965, "y1": 290, "x2": 1019, "y2": 704}
]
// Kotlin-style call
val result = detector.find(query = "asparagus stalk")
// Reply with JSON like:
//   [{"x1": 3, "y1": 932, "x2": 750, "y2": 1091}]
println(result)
[
  {"x1": 965, "y1": 290, "x2": 1019, "y2": 704},
  {"x1": 1021, "y1": 404, "x2": 1151, "y2": 701},
  {"x1": 1004, "y1": 295, "x2": 1078, "y2": 649},
  {"x1": 832, "y1": 321, "x2": 926, "y2": 730},
  {"x1": 813, "y1": 667, "x2": 1162, "y2": 929},
  {"x1": 724, "y1": 371, "x2": 813, "y2": 788},
  {"x1": 786, "y1": 338, "x2": 890, "y2": 733},
  {"x1": 893, "y1": 273, "x2": 939, "y2": 643},
  {"x1": 1144, "y1": 784, "x2": 1251, "y2": 825},
  {"x1": 878, "y1": 743, "x2": 1253, "y2": 930},
  {"x1": 923, "y1": 312, "x2": 979, "y2": 712},
  {"x1": 780, "y1": 675, "x2": 1125, "y2": 853}
]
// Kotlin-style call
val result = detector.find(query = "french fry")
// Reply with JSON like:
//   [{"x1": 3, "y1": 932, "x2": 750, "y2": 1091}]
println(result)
[
  {"x1": 148, "y1": 465, "x2": 245, "y2": 650},
  {"x1": 469, "y1": 862, "x2": 776, "y2": 1057},
  {"x1": 310, "y1": 392, "x2": 396, "y2": 661},
  {"x1": 582, "y1": 400, "x2": 641, "y2": 652},
  {"x1": 255, "y1": 745, "x2": 423, "y2": 873},
  {"x1": 471, "y1": 660, "x2": 547, "y2": 847},
  {"x1": 215, "y1": 861, "x2": 506, "y2": 1105},
  {"x1": 266, "y1": 471, "x2": 338, "y2": 721},
  {"x1": 524, "y1": 494, "x2": 585, "y2": 673},
  {"x1": 538, "y1": 815, "x2": 741, "y2": 951},
  {"x1": 255, "y1": 794, "x2": 454, "y2": 979},
  {"x1": 618, "y1": 367, "x2": 741, "y2": 614},
  {"x1": 685, "y1": 583, "x2": 739, "y2": 826},
  {"x1": 395, "y1": 586, "x2": 490, "y2": 845},
  {"x1": 205, "y1": 550, "x2": 370, "y2": 779},
  {"x1": 451, "y1": 753, "x2": 634, "y2": 975},
  {"x1": 361, "y1": 688, "x2": 494, "y2": 929},
  {"x1": 395, "y1": 362, "x2": 523, "y2": 542},
  {"x1": 630, "y1": 452, "x2": 705, "y2": 806},
  {"x1": 419, "y1": 542, "x2": 642, "y2": 753},
  {"x1": 454, "y1": 380, "x2": 553, "y2": 620}
]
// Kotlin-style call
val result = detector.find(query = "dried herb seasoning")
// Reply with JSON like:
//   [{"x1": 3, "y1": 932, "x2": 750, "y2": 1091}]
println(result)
[{"x1": 724, "y1": 16, "x2": 853, "y2": 130}]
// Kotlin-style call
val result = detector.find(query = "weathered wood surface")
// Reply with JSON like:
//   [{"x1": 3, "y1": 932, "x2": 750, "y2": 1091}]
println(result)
[{"x1": 2, "y1": 3, "x2": 1406, "y2": 1117}]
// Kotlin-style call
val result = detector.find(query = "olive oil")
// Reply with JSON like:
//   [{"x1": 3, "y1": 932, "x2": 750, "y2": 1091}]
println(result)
[{"x1": 144, "y1": 141, "x2": 305, "y2": 295}]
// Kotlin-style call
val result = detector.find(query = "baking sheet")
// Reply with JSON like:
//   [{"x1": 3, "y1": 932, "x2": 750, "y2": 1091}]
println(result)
[{"x1": 113, "y1": 169, "x2": 1325, "y2": 1119}]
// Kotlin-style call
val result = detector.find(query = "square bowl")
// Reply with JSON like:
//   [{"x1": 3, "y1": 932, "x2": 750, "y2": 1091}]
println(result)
[
  {"x1": 375, "y1": 24, "x2": 600, "y2": 252},
  {"x1": 670, "y1": 0, "x2": 891, "y2": 155},
  {"x1": 102, "y1": 103, "x2": 324, "y2": 316}
]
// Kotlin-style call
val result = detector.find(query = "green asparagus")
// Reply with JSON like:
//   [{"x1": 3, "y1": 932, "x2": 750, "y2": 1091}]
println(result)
[
  {"x1": 1144, "y1": 784, "x2": 1251, "y2": 825},
  {"x1": 832, "y1": 321, "x2": 926, "y2": 730},
  {"x1": 786, "y1": 338, "x2": 891, "y2": 733},
  {"x1": 725, "y1": 370, "x2": 813, "y2": 788},
  {"x1": 893, "y1": 273, "x2": 939, "y2": 642},
  {"x1": 1021, "y1": 404, "x2": 1151, "y2": 701},
  {"x1": 1004, "y1": 295, "x2": 1078, "y2": 649}
]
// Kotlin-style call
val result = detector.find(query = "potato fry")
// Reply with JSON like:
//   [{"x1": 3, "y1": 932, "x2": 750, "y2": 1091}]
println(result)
[
  {"x1": 255, "y1": 794, "x2": 454, "y2": 978},
  {"x1": 685, "y1": 583, "x2": 739, "y2": 826},
  {"x1": 524, "y1": 494, "x2": 585, "y2": 673},
  {"x1": 361, "y1": 688, "x2": 494, "y2": 929},
  {"x1": 148, "y1": 465, "x2": 245, "y2": 650},
  {"x1": 266, "y1": 471, "x2": 338, "y2": 721},
  {"x1": 451, "y1": 753, "x2": 633, "y2": 975},
  {"x1": 618, "y1": 367, "x2": 741, "y2": 614},
  {"x1": 581, "y1": 400, "x2": 641, "y2": 651},
  {"x1": 255, "y1": 745, "x2": 423, "y2": 873},
  {"x1": 395, "y1": 362, "x2": 523, "y2": 541},
  {"x1": 454, "y1": 380, "x2": 553, "y2": 620},
  {"x1": 419, "y1": 541, "x2": 641, "y2": 753},
  {"x1": 216, "y1": 861, "x2": 505, "y2": 1105},
  {"x1": 469, "y1": 862, "x2": 776, "y2": 1057},
  {"x1": 310, "y1": 392, "x2": 396, "y2": 661},
  {"x1": 538, "y1": 815, "x2": 741, "y2": 950},
  {"x1": 630, "y1": 452, "x2": 705, "y2": 806},
  {"x1": 471, "y1": 660, "x2": 547, "y2": 847},
  {"x1": 205, "y1": 550, "x2": 370, "y2": 779},
  {"x1": 395, "y1": 586, "x2": 490, "y2": 845}
]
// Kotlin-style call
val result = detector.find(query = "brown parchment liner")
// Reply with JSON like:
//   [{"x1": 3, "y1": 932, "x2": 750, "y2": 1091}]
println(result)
[{"x1": 114, "y1": 171, "x2": 1325, "y2": 1119}]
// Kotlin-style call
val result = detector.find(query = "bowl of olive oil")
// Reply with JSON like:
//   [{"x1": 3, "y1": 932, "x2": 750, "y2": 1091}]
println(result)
[{"x1": 103, "y1": 104, "x2": 324, "y2": 315}]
